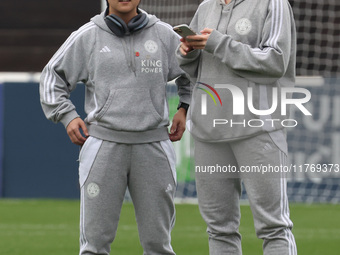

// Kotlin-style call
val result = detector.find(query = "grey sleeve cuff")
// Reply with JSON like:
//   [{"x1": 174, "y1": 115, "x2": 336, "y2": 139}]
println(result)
[
  {"x1": 175, "y1": 45, "x2": 201, "y2": 64},
  {"x1": 60, "y1": 110, "x2": 80, "y2": 128},
  {"x1": 205, "y1": 29, "x2": 225, "y2": 54},
  {"x1": 179, "y1": 96, "x2": 192, "y2": 106}
]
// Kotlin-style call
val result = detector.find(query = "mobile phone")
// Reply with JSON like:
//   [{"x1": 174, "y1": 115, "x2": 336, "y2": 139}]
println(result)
[{"x1": 173, "y1": 24, "x2": 197, "y2": 41}]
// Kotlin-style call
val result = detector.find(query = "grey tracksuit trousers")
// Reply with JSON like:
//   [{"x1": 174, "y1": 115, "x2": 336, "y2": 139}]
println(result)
[
  {"x1": 194, "y1": 132, "x2": 297, "y2": 255},
  {"x1": 78, "y1": 136, "x2": 177, "y2": 255}
]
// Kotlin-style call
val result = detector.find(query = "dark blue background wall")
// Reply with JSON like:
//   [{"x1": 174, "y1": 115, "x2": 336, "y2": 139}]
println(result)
[{"x1": 0, "y1": 82, "x2": 85, "y2": 198}]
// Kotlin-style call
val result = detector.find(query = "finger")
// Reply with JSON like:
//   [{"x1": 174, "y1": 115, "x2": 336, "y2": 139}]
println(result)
[
  {"x1": 200, "y1": 28, "x2": 213, "y2": 34},
  {"x1": 176, "y1": 130, "x2": 185, "y2": 141},
  {"x1": 191, "y1": 44, "x2": 206, "y2": 50},
  {"x1": 180, "y1": 45, "x2": 194, "y2": 56},
  {"x1": 180, "y1": 48, "x2": 187, "y2": 56},
  {"x1": 169, "y1": 125, "x2": 179, "y2": 141},
  {"x1": 186, "y1": 41, "x2": 204, "y2": 48},
  {"x1": 169, "y1": 131, "x2": 182, "y2": 142},
  {"x1": 70, "y1": 134, "x2": 84, "y2": 146},
  {"x1": 68, "y1": 131, "x2": 82, "y2": 146},
  {"x1": 74, "y1": 128, "x2": 87, "y2": 144},
  {"x1": 169, "y1": 132, "x2": 180, "y2": 142},
  {"x1": 181, "y1": 38, "x2": 192, "y2": 45},
  {"x1": 192, "y1": 46, "x2": 205, "y2": 50},
  {"x1": 169, "y1": 135, "x2": 178, "y2": 142},
  {"x1": 176, "y1": 124, "x2": 185, "y2": 136},
  {"x1": 179, "y1": 46, "x2": 188, "y2": 56},
  {"x1": 189, "y1": 40, "x2": 207, "y2": 50},
  {"x1": 67, "y1": 125, "x2": 86, "y2": 145},
  {"x1": 181, "y1": 42, "x2": 192, "y2": 52},
  {"x1": 170, "y1": 117, "x2": 180, "y2": 134},
  {"x1": 170, "y1": 125, "x2": 176, "y2": 135},
  {"x1": 188, "y1": 40, "x2": 206, "y2": 46},
  {"x1": 169, "y1": 124, "x2": 185, "y2": 142},
  {"x1": 191, "y1": 43, "x2": 205, "y2": 49},
  {"x1": 80, "y1": 121, "x2": 89, "y2": 137},
  {"x1": 186, "y1": 34, "x2": 206, "y2": 41},
  {"x1": 186, "y1": 34, "x2": 201, "y2": 40}
]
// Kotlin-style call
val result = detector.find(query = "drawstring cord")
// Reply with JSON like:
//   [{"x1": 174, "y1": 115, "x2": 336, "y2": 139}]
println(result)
[{"x1": 121, "y1": 36, "x2": 137, "y2": 76}]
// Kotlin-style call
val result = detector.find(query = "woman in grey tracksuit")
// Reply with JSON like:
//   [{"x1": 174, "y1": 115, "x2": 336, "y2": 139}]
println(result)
[
  {"x1": 40, "y1": 0, "x2": 191, "y2": 254},
  {"x1": 176, "y1": 0, "x2": 297, "y2": 254}
]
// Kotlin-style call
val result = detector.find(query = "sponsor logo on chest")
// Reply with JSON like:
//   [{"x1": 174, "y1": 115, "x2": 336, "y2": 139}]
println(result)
[
  {"x1": 141, "y1": 59, "x2": 163, "y2": 73},
  {"x1": 140, "y1": 40, "x2": 163, "y2": 73}
]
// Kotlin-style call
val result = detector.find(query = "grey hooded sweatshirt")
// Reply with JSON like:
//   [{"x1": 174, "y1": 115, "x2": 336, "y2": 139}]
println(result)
[
  {"x1": 40, "y1": 10, "x2": 191, "y2": 144},
  {"x1": 176, "y1": 0, "x2": 296, "y2": 143}
]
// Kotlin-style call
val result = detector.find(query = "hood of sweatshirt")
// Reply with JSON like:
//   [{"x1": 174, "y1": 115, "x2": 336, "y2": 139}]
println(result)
[{"x1": 91, "y1": 9, "x2": 159, "y2": 36}]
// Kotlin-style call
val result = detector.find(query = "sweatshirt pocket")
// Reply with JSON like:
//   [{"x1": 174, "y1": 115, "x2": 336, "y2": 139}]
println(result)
[{"x1": 95, "y1": 87, "x2": 164, "y2": 131}]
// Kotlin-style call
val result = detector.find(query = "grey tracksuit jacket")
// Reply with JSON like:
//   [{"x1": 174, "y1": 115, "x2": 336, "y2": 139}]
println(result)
[
  {"x1": 176, "y1": 0, "x2": 297, "y2": 142},
  {"x1": 40, "y1": 11, "x2": 191, "y2": 143}
]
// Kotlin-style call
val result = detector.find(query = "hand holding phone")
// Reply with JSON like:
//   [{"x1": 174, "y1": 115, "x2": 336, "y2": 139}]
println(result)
[{"x1": 173, "y1": 24, "x2": 197, "y2": 41}]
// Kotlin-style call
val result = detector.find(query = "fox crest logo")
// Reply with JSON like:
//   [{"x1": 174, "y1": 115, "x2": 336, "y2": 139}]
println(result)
[
  {"x1": 144, "y1": 40, "x2": 158, "y2": 53},
  {"x1": 87, "y1": 183, "x2": 100, "y2": 198},
  {"x1": 235, "y1": 18, "x2": 252, "y2": 35}
]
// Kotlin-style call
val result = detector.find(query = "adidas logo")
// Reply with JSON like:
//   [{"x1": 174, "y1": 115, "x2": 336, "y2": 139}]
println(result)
[
  {"x1": 263, "y1": 143, "x2": 273, "y2": 151},
  {"x1": 100, "y1": 46, "x2": 111, "y2": 53}
]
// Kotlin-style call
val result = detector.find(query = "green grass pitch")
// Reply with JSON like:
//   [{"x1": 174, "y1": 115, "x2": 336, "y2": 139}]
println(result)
[{"x1": 0, "y1": 200, "x2": 339, "y2": 254}]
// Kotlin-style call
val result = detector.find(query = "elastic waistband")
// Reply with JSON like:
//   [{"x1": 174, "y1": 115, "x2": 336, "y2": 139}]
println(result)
[{"x1": 87, "y1": 124, "x2": 169, "y2": 144}]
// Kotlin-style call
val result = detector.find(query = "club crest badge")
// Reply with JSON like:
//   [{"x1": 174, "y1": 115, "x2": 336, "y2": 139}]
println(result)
[
  {"x1": 87, "y1": 182, "x2": 100, "y2": 198},
  {"x1": 235, "y1": 18, "x2": 252, "y2": 35},
  {"x1": 144, "y1": 40, "x2": 158, "y2": 53}
]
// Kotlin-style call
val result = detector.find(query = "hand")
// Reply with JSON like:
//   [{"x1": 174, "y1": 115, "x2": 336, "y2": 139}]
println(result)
[
  {"x1": 66, "y1": 117, "x2": 89, "y2": 146},
  {"x1": 185, "y1": 28, "x2": 213, "y2": 50},
  {"x1": 169, "y1": 108, "x2": 187, "y2": 142},
  {"x1": 179, "y1": 38, "x2": 194, "y2": 56}
]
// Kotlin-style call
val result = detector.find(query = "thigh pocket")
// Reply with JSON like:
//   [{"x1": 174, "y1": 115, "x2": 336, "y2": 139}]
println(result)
[{"x1": 78, "y1": 136, "x2": 103, "y2": 188}]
